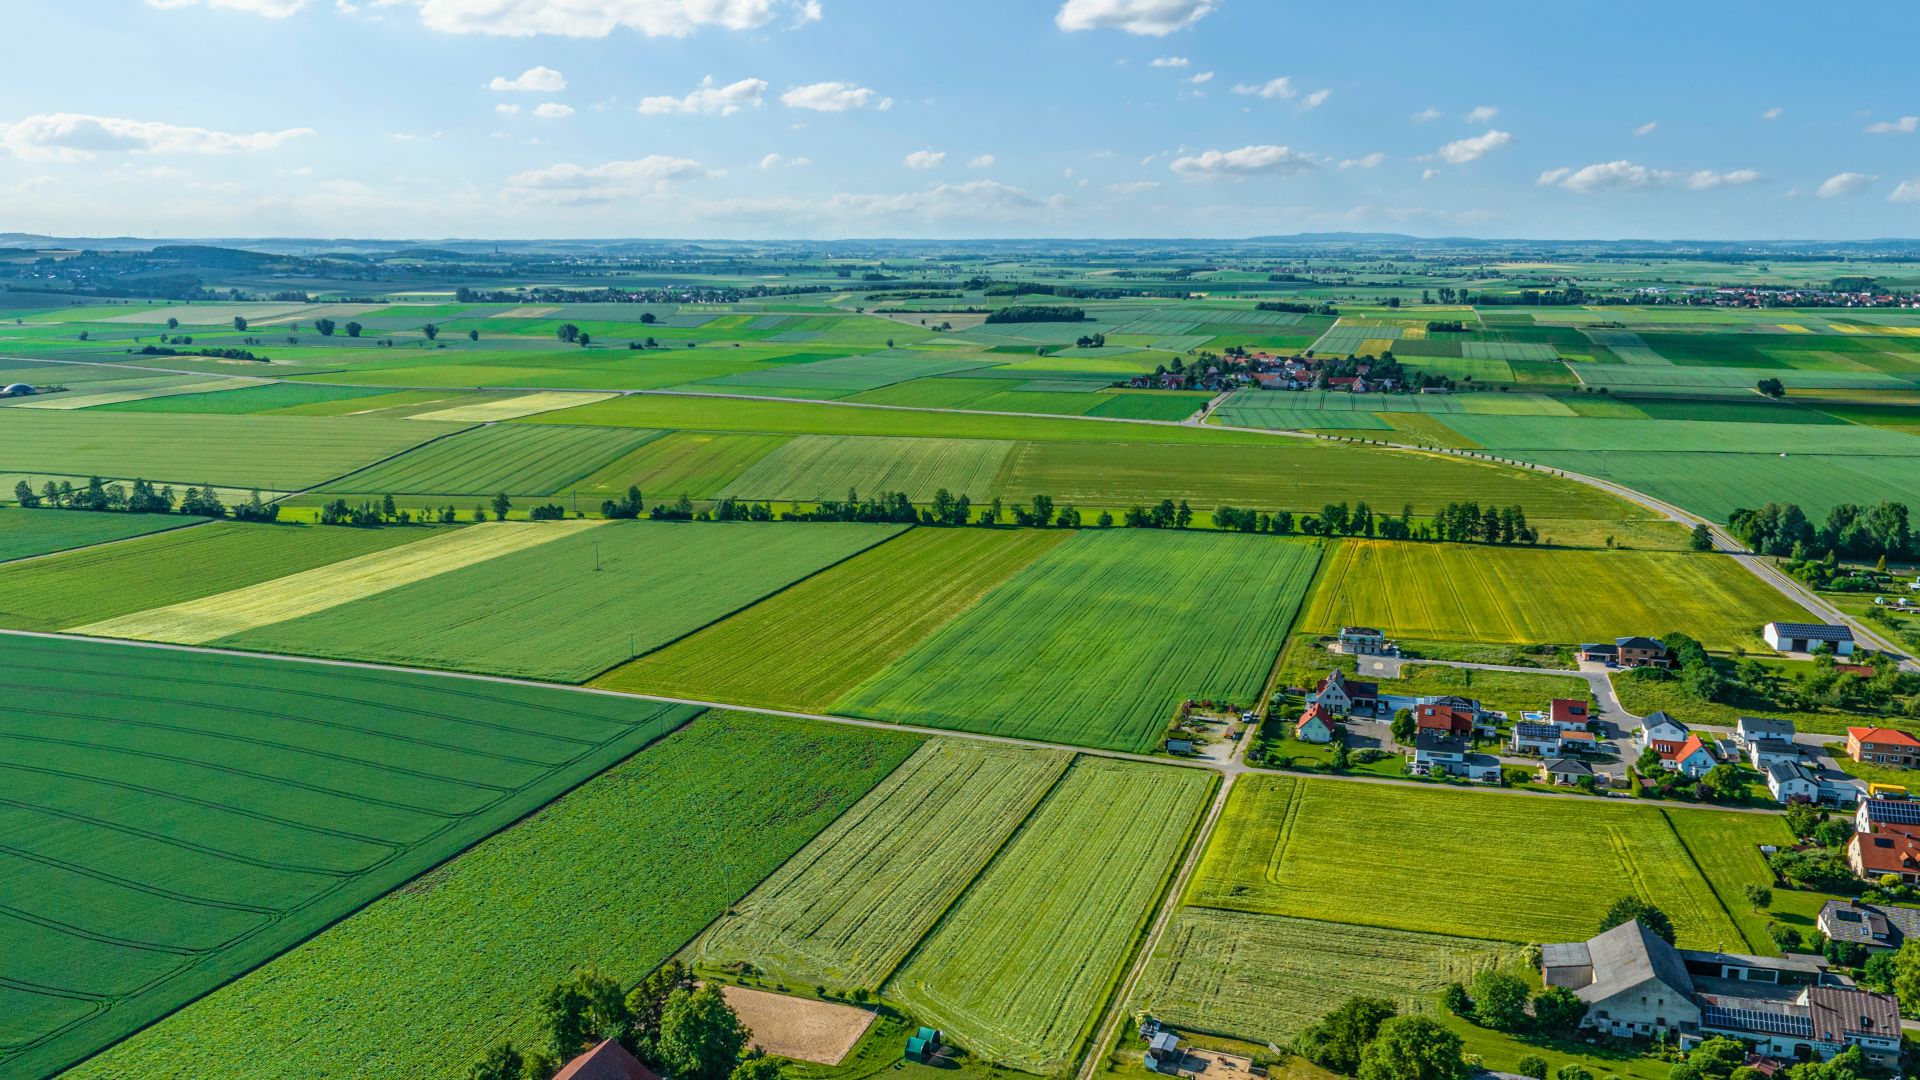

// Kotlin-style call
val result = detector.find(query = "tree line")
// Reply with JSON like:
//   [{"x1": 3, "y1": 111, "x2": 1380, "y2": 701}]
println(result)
[
  {"x1": 1729, "y1": 500, "x2": 1911, "y2": 562},
  {"x1": 15, "y1": 477, "x2": 277, "y2": 522},
  {"x1": 983, "y1": 305, "x2": 1085, "y2": 324},
  {"x1": 1255, "y1": 300, "x2": 1338, "y2": 315}
]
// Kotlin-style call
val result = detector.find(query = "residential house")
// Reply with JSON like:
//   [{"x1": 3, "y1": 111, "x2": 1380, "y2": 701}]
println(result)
[
  {"x1": 1662, "y1": 734, "x2": 1718, "y2": 778},
  {"x1": 1638, "y1": 712, "x2": 1691, "y2": 755},
  {"x1": 1411, "y1": 730, "x2": 1501, "y2": 781},
  {"x1": 1856, "y1": 792, "x2": 1920, "y2": 833},
  {"x1": 1818, "y1": 900, "x2": 1920, "y2": 953},
  {"x1": 554, "y1": 1040, "x2": 662, "y2": 1080},
  {"x1": 1580, "y1": 636, "x2": 1673, "y2": 668},
  {"x1": 1511, "y1": 722, "x2": 1564, "y2": 756},
  {"x1": 1763, "y1": 622, "x2": 1857, "y2": 657},
  {"x1": 1540, "y1": 757, "x2": 1594, "y2": 786},
  {"x1": 1849, "y1": 823, "x2": 1920, "y2": 884},
  {"x1": 1748, "y1": 737, "x2": 1802, "y2": 772},
  {"x1": 1312, "y1": 669, "x2": 1378, "y2": 716},
  {"x1": 1549, "y1": 698, "x2": 1591, "y2": 731},
  {"x1": 1738, "y1": 716, "x2": 1796, "y2": 747},
  {"x1": 1560, "y1": 729, "x2": 1598, "y2": 754},
  {"x1": 1847, "y1": 727, "x2": 1920, "y2": 769},
  {"x1": 1295, "y1": 703, "x2": 1335, "y2": 744},
  {"x1": 1415, "y1": 701, "x2": 1475, "y2": 737},
  {"x1": 1765, "y1": 759, "x2": 1821, "y2": 804},
  {"x1": 1337, "y1": 625, "x2": 1396, "y2": 656},
  {"x1": 1418, "y1": 695, "x2": 1499, "y2": 737}
]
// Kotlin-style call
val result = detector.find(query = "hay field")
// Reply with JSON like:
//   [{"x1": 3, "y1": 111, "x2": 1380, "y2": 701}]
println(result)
[
  {"x1": 73, "y1": 520, "x2": 599, "y2": 643},
  {"x1": 405, "y1": 390, "x2": 619, "y2": 422},
  {"x1": 1300, "y1": 540, "x2": 1813, "y2": 649},
  {"x1": 696, "y1": 740, "x2": 1071, "y2": 989},
  {"x1": 717, "y1": 434, "x2": 1016, "y2": 502},
  {"x1": 886, "y1": 758, "x2": 1212, "y2": 1074}
]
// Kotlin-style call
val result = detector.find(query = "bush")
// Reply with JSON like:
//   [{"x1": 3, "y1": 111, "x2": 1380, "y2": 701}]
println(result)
[
  {"x1": 1440, "y1": 982, "x2": 1471, "y2": 1016},
  {"x1": 1516, "y1": 1055, "x2": 1550, "y2": 1080},
  {"x1": 1470, "y1": 970, "x2": 1529, "y2": 1032}
]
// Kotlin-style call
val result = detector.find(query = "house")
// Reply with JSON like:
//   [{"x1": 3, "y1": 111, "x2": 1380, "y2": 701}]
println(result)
[
  {"x1": 1559, "y1": 729, "x2": 1598, "y2": 753},
  {"x1": 1662, "y1": 734, "x2": 1718, "y2": 778},
  {"x1": 1638, "y1": 712, "x2": 1690, "y2": 755},
  {"x1": 1511, "y1": 722, "x2": 1564, "y2": 756},
  {"x1": 1765, "y1": 759, "x2": 1821, "y2": 804},
  {"x1": 1818, "y1": 900, "x2": 1920, "y2": 953},
  {"x1": 1849, "y1": 824, "x2": 1920, "y2": 884},
  {"x1": 1549, "y1": 698, "x2": 1591, "y2": 731},
  {"x1": 1417, "y1": 696, "x2": 1499, "y2": 737},
  {"x1": 1738, "y1": 716, "x2": 1796, "y2": 747},
  {"x1": 1312, "y1": 669, "x2": 1378, "y2": 716},
  {"x1": 1541, "y1": 920, "x2": 1699, "y2": 1039},
  {"x1": 1540, "y1": 757, "x2": 1594, "y2": 786},
  {"x1": 554, "y1": 1040, "x2": 662, "y2": 1080},
  {"x1": 1295, "y1": 703, "x2": 1335, "y2": 744},
  {"x1": 1764, "y1": 622, "x2": 1857, "y2": 657},
  {"x1": 1337, "y1": 625, "x2": 1396, "y2": 656},
  {"x1": 1857, "y1": 791, "x2": 1920, "y2": 833},
  {"x1": 1847, "y1": 727, "x2": 1920, "y2": 769},
  {"x1": 1580, "y1": 636, "x2": 1673, "y2": 668},
  {"x1": 1415, "y1": 702, "x2": 1475, "y2": 737},
  {"x1": 1411, "y1": 730, "x2": 1500, "y2": 780},
  {"x1": 1748, "y1": 737, "x2": 1802, "y2": 772}
]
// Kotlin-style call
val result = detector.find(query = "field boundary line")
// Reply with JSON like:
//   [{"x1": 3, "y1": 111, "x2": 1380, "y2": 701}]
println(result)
[
  {"x1": 1658, "y1": 808, "x2": 1771, "y2": 955},
  {"x1": 0, "y1": 514, "x2": 217, "y2": 569},
  {"x1": 290, "y1": 419, "x2": 486, "y2": 502}
]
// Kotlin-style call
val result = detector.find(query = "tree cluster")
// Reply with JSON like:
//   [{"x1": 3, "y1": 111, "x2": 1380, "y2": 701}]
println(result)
[
  {"x1": 1293, "y1": 997, "x2": 1469, "y2": 1080},
  {"x1": 1729, "y1": 500, "x2": 1911, "y2": 562},
  {"x1": 134, "y1": 345, "x2": 266, "y2": 361},
  {"x1": 983, "y1": 305, "x2": 1086, "y2": 324},
  {"x1": 1256, "y1": 300, "x2": 1338, "y2": 315},
  {"x1": 1442, "y1": 968, "x2": 1587, "y2": 1041}
]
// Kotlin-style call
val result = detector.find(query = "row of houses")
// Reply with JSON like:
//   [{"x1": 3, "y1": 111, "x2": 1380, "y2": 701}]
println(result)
[{"x1": 1581, "y1": 625, "x2": 1859, "y2": 667}]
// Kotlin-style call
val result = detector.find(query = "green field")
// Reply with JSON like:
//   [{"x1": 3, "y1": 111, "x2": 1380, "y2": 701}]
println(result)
[
  {"x1": 1187, "y1": 775, "x2": 1746, "y2": 950},
  {"x1": 886, "y1": 758, "x2": 1213, "y2": 1074},
  {"x1": 0, "y1": 521, "x2": 434, "y2": 631},
  {"x1": 63, "y1": 711, "x2": 920, "y2": 1080},
  {"x1": 1519, "y1": 449, "x2": 1920, "y2": 524},
  {"x1": 717, "y1": 434, "x2": 1016, "y2": 502},
  {"x1": 1300, "y1": 540, "x2": 1812, "y2": 650},
  {"x1": 567, "y1": 431, "x2": 791, "y2": 501},
  {"x1": 598, "y1": 527, "x2": 1066, "y2": 710},
  {"x1": 320, "y1": 423, "x2": 663, "y2": 497},
  {"x1": 0, "y1": 633, "x2": 702, "y2": 1079},
  {"x1": 695, "y1": 739, "x2": 1072, "y2": 989},
  {"x1": 90, "y1": 381, "x2": 398, "y2": 415},
  {"x1": 0, "y1": 508, "x2": 206, "y2": 562},
  {"x1": 839, "y1": 531, "x2": 1322, "y2": 753},
  {"x1": 213, "y1": 521, "x2": 905, "y2": 681}
]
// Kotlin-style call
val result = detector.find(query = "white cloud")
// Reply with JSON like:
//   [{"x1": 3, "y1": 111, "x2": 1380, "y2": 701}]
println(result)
[
  {"x1": 1632, "y1": 120, "x2": 1657, "y2": 136},
  {"x1": 1187, "y1": 71, "x2": 1213, "y2": 85},
  {"x1": 781, "y1": 81, "x2": 881, "y2": 112},
  {"x1": 1889, "y1": 179, "x2": 1920, "y2": 203},
  {"x1": 823, "y1": 180, "x2": 1057, "y2": 223},
  {"x1": 1054, "y1": 0, "x2": 1217, "y2": 36},
  {"x1": 389, "y1": 0, "x2": 813, "y2": 37},
  {"x1": 1300, "y1": 88, "x2": 1331, "y2": 111},
  {"x1": 1866, "y1": 116, "x2": 1918, "y2": 135},
  {"x1": 967, "y1": 154, "x2": 995, "y2": 169},
  {"x1": 903, "y1": 149, "x2": 946, "y2": 170},
  {"x1": 507, "y1": 154, "x2": 710, "y2": 203},
  {"x1": 495, "y1": 103, "x2": 521, "y2": 115},
  {"x1": 637, "y1": 75, "x2": 767, "y2": 116},
  {"x1": 1818, "y1": 171, "x2": 1876, "y2": 198},
  {"x1": 487, "y1": 65, "x2": 566, "y2": 92},
  {"x1": 1421, "y1": 168, "x2": 1440, "y2": 181},
  {"x1": 1339, "y1": 152, "x2": 1385, "y2": 170},
  {"x1": 145, "y1": 0, "x2": 307, "y2": 15},
  {"x1": 533, "y1": 102, "x2": 575, "y2": 119},
  {"x1": 1683, "y1": 168, "x2": 1760, "y2": 190},
  {"x1": 1465, "y1": 105, "x2": 1497, "y2": 124},
  {"x1": 1436, "y1": 129, "x2": 1511, "y2": 165},
  {"x1": 1761, "y1": 106, "x2": 1783, "y2": 120},
  {"x1": 1231, "y1": 76, "x2": 1295, "y2": 100},
  {"x1": 1537, "y1": 160, "x2": 1761, "y2": 193},
  {"x1": 1107, "y1": 179, "x2": 1160, "y2": 194},
  {"x1": 0, "y1": 112, "x2": 313, "y2": 161},
  {"x1": 1170, "y1": 144, "x2": 1316, "y2": 179},
  {"x1": 1148, "y1": 56, "x2": 1188, "y2": 68},
  {"x1": 1410, "y1": 107, "x2": 1442, "y2": 123},
  {"x1": 755, "y1": 152, "x2": 810, "y2": 168}
]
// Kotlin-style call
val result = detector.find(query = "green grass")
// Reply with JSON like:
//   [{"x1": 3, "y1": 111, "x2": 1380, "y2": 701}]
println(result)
[
  {"x1": 1187, "y1": 774, "x2": 1747, "y2": 950},
  {"x1": 319, "y1": 423, "x2": 664, "y2": 497},
  {"x1": 1519, "y1": 449, "x2": 1920, "y2": 524},
  {"x1": 0, "y1": 521, "x2": 434, "y2": 631},
  {"x1": 695, "y1": 739, "x2": 1072, "y2": 990},
  {"x1": 1346, "y1": 664, "x2": 1592, "y2": 720},
  {"x1": 886, "y1": 758, "x2": 1213, "y2": 1074},
  {"x1": 1609, "y1": 669, "x2": 1903, "y2": 738},
  {"x1": 0, "y1": 633, "x2": 703, "y2": 1080},
  {"x1": 1301, "y1": 540, "x2": 1814, "y2": 650},
  {"x1": 839, "y1": 531, "x2": 1322, "y2": 753},
  {"x1": 0, "y1": 507, "x2": 208, "y2": 562},
  {"x1": 566, "y1": 431, "x2": 791, "y2": 501},
  {"x1": 717, "y1": 435, "x2": 1016, "y2": 502},
  {"x1": 63, "y1": 711, "x2": 921, "y2": 1080},
  {"x1": 89, "y1": 381, "x2": 397, "y2": 414},
  {"x1": 598, "y1": 527, "x2": 1066, "y2": 711},
  {"x1": 1663, "y1": 807, "x2": 1813, "y2": 955},
  {"x1": 0, "y1": 410, "x2": 464, "y2": 490},
  {"x1": 1440, "y1": 414, "x2": 1920, "y2": 455}
]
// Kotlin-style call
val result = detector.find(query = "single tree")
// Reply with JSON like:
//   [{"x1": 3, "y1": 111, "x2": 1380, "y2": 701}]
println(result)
[
  {"x1": 232, "y1": 316, "x2": 248, "y2": 332},
  {"x1": 558, "y1": 323, "x2": 581, "y2": 343},
  {"x1": 1530, "y1": 985, "x2": 1587, "y2": 1034},
  {"x1": 1514, "y1": 1055, "x2": 1549, "y2": 1080},
  {"x1": 315, "y1": 317, "x2": 336, "y2": 336},
  {"x1": 578, "y1": 331, "x2": 592, "y2": 347},
  {"x1": 1757, "y1": 377, "x2": 1785, "y2": 399},
  {"x1": 1690, "y1": 523, "x2": 1715, "y2": 551},
  {"x1": 1686, "y1": 1036, "x2": 1746, "y2": 1080},
  {"x1": 1553, "y1": 1067, "x2": 1593, "y2": 1080},
  {"x1": 730, "y1": 1057, "x2": 784, "y2": 1080},
  {"x1": 1469, "y1": 969, "x2": 1529, "y2": 1031},
  {"x1": 655, "y1": 986, "x2": 748, "y2": 1080},
  {"x1": 491, "y1": 492, "x2": 512, "y2": 521},
  {"x1": 626, "y1": 960, "x2": 694, "y2": 1058},
  {"x1": 1743, "y1": 883, "x2": 1772, "y2": 911},
  {"x1": 345, "y1": 320, "x2": 363, "y2": 338},
  {"x1": 469, "y1": 329, "x2": 480, "y2": 341},
  {"x1": 1598, "y1": 897, "x2": 1675, "y2": 944},
  {"x1": 423, "y1": 323, "x2": 440, "y2": 341},
  {"x1": 166, "y1": 316, "x2": 179, "y2": 329},
  {"x1": 1355, "y1": 1016, "x2": 1468, "y2": 1080},
  {"x1": 538, "y1": 966, "x2": 631, "y2": 1061}
]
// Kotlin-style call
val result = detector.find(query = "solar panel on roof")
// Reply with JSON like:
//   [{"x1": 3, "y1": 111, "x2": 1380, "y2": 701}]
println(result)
[{"x1": 1703, "y1": 1005, "x2": 1813, "y2": 1038}]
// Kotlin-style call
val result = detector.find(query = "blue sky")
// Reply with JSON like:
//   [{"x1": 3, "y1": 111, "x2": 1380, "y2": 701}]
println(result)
[{"x1": 2, "y1": 0, "x2": 1916, "y2": 240}]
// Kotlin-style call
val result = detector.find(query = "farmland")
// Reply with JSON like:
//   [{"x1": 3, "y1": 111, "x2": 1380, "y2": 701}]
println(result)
[
  {"x1": 1186, "y1": 775, "x2": 1747, "y2": 950},
  {"x1": 695, "y1": 739, "x2": 1072, "y2": 989},
  {"x1": 599, "y1": 527, "x2": 1066, "y2": 710},
  {"x1": 1300, "y1": 539, "x2": 1814, "y2": 650},
  {"x1": 0, "y1": 632, "x2": 703, "y2": 1080},
  {"x1": 717, "y1": 434, "x2": 1016, "y2": 502},
  {"x1": 0, "y1": 507, "x2": 206, "y2": 562},
  {"x1": 886, "y1": 758, "x2": 1213, "y2": 1074},
  {"x1": 320, "y1": 423, "x2": 662, "y2": 497},
  {"x1": 839, "y1": 530, "x2": 1322, "y2": 753},
  {"x1": 62, "y1": 711, "x2": 920, "y2": 1080}
]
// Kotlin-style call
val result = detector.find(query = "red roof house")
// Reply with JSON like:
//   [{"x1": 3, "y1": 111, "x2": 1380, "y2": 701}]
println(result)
[
  {"x1": 1415, "y1": 703, "x2": 1474, "y2": 736},
  {"x1": 554, "y1": 1041, "x2": 662, "y2": 1080},
  {"x1": 1549, "y1": 698, "x2": 1590, "y2": 729},
  {"x1": 1850, "y1": 824, "x2": 1920, "y2": 883},
  {"x1": 1661, "y1": 734, "x2": 1717, "y2": 778}
]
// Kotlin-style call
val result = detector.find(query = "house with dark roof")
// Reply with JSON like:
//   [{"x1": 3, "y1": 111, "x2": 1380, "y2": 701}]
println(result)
[
  {"x1": 1764, "y1": 621, "x2": 1856, "y2": 658},
  {"x1": 1639, "y1": 712, "x2": 1690, "y2": 755},
  {"x1": 1738, "y1": 716, "x2": 1796, "y2": 746},
  {"x1": 1765, "y1": 759, "x2": 1820, "y2": 804},
  {"x1": 1540, "y1": 757, "x2": 1594, "y2": 786},
  {"x1": 1337, "y1": 626, "x2": 1396, "y2": 656},
  {"x1": 1541, "y1": 920, "x2": 1699, "y2": 1039},
  {"x1": 554, "y1": 1040, "x2": 662, "y2": 1080},
  {"x1": 1410, "y1": 731, "x2": 1499, "y2": 781},
  {"x1": 1511, "y1": 722, "x2": 1564, "y2": 756},
  {"x1": 1579, "y1": 636, "x2": 1672, "y2": 668},
  {"x1": 1312, "y1": 669, "x2": 1377, "y2": 716},
  {"x1": 1818, "y1": 900, "x2": 1920, "y2": 953}
]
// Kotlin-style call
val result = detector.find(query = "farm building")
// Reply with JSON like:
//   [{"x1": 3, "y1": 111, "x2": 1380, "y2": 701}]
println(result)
[
  {"x1": 1818, "y1": 901, "x2": 1920, "y2": 952},
  {"x1": 1311, "y1": 668, "x2": 1377, "y2": 715},
  {"x1": 1336, "y1": 625, "x2": 1396, "y2": 656},
  {"x1": 1579, "y1": 636, "x2": 1672, "y2": 669},
  {"x1": 1295, "y1": 703, "x2": 1335, "y2": 744},
  {"x1": 1763, "y1": 622, "x2": 1856, "y2": 657},
  {"x1": 1410, "y1": 731, "x2": 1499, "y2": 781},
  {"x1": 1638, "y1": 712, "x2": 1690, "y2": 755},
  {"x1": 1847, "y1": 727, "x2": 1920, "y2": 769},
  {"x1": 553, "y1": 1039, "x2": 661, "y2": 1080},
  {"x1": 1539, "y1": 757, "x2": 1593, "y2": 786},
  {"x1": 1, "y1": 383, "x2": 33, "y2": 397},
  {"x1": 1510, "y1": 722, "x2": 1563, "y2": 756}
]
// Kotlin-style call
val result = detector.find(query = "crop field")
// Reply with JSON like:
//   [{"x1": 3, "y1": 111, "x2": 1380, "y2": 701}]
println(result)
[
  {"x1": 598, "y1": 527, "x2": 1065, "y2": 710},
  {"x1": 696, "y1": 739, "x2": 1072, "y2": 989},
  {"x1": 404, "y1": 390, "x2": 619, "y2": 422},
  {"x1": 0, "y1": 508, "x2": 206, "y2": 562},
  {"x1": 1301, "y1": 540, "x2": 1813, "y2": 650},
  {"x1": 840, "y1": 531, "x2": 1321, "y2": 753},
  {"x1": 1187, "y1": 775, "x2": 1745, "y2": 949},
  {"x1": 321, "y1": 423, "x2": 663, "y2": 497},
  {"x1": 1131, "y1": 910, "x2": 1524, "y2": 1045},
  {"x1": 0, "y1": 632, "x2": 703, "y2": 1080},
  {"x1": 92, "y1": 381, "x2": 399, "y2": 415},
  {"x1": 1517, "y1": 449, "x2": 1920, "y2": 524},
  {"x1": 568, "y1": 430, "x2": 791, "y2": 501},
  {"x1": 717, "y1": 434, "x2": 1016, "y2": 502},
  {"x1": 696, "y1": 349, "x2": 1000, "y2": 393},
  {"x1": 73, "y1": 520, "x2": 600, "y2": 644},
  {"x1": 63, "y1": 711, "x2": 920, "y2": 1080},
  {"x1": 214, "y1": 521, "x2": 905, "y2": 681},
  {"x1": 0, "y1": 522, "x2": 434, "y2": 631},
  {"x1": 4, "y1": 375, "x2": 263, "y2": 410},
  {"x1": 1440, "y1": 414, "x2": 1920, "y2": 455},
  {"x1": 1662, "y1": 809, "x2": 1802, "y2": 955},
  {"x1": 886, "y1": 758, "x2": 1212, "y2": 1074},
  {"x1": 0, "y1": 411, "x2": 464, "y2": 490}
]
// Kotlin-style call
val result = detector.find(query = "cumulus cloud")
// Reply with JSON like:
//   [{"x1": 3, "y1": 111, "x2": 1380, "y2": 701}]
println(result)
[
  {"x1": 1148, "y1": 56, "x2": 1188, "y2": 67},
  {"x1": 1170, "y1": 144, "x2": 1316, "y2": 179},
  {"x1": 1422, "y1": 168, "x2": 1440, "y2": 181},
  {"x1": 755, "y1": 152, "x2": 810, "y2": 168},
  {"x1": 1537, "y1": 160, "x2": 1760, "y2": 193},
  {"x1": 1683, "y1": 168, "x2": 1760, "y2": 190},
  {"x1": 1339, "y1": 152, "x2": 1385, "y2": 170},
  {"x1": 146, "y1": 0, "x2": 307, "y2": 15},
  {"x1": 507, "y1": 154, "x2": 709, "y2": 203},
  {"x1": 0, "y1": 112, "x2": 313, "y2": 161},
  {"x1": 1889, "y1": 179, "x2": 1920, "y2": 203},
  {"x1": 637, "y1": 75, "x2": 767, "y2": 115},
  {"x1": 1054, "y1": 0, "x2": 1217, "y2": 36},
  {"x1": 388, "y1": 0, "x2": 811, "y2": 37},
  {"x1": 1410, "y1": 107, "x2": 1442, "y2": 123},
  {"x1": 1300, "y1": 88, "x2": 1331, "y2": 111},
  {"x1": 487, "y1": 65, "x2": 566, "y2": 92},
  {"x1": 781, "y1": 81, "x2": 883, "y2": 111},
  {"x1": 1818, "y1": 171, "x2": 1876, "y2": 198},
  {"x1": 1761, "y1": 106, "x2": 1783, "y2": 120},
  {"x1": 967, "y1": 154, "x2": 995, "y2": 168},
  {"x1": 1232, "y1": 76, "x2": 1295, "y2": 100},
  {"x1": 1187, "y1": 71, "x2": 1213, "y2": 85},
  {"x1": 1866, "y1": 116, "x2": 1918, "y2": 135},
  {"x1": 1436, "y1": 129, "x2": 1511, "y2": 164},
  {"x1": 1465, "y1": 105, "x2": 1497, "y2": 124},
  {"x1": 533, "y1": 102, "x2": 575, "y2": 119},
  {"x1": 1632, "y1": 120, "x2": 1657, "y2": 136},
  {"x1": 903, "y1": 149, "x2": 946, "y2": 170}
]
